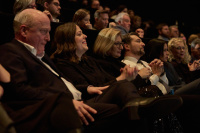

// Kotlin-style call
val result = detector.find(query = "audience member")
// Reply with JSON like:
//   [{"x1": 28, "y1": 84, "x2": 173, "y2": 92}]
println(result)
[
  {"x1": 78, "y1": 0, "x2": 89, "y2": 9},
  {"x1": 128, "y1": 9, "x2": 135, "y2": 19},
  {"x1": 187, "y1": 33, "x2": 199, "y2": 54},
  {"x1": 43, "y1": 0, "x2": 61, "y2": 22},
  {"x1": 73, "y1": 8, "x2": 93, "y2": 29},
  {"x1": 13, "y1": 0, "x2": 37, "y2": 15},
  {"x1": 190, "y1": 38, "x2": 200, "y2": 62},
  {"x1": 110, "y1": 4, "x2": 128, "y2": 20},
  {"x1": 131, "y1": 15, "x2": 142, "y2": 32},
  {"x1": 103, "y1": 5, "x2": 111, "y2": 13},
  {"x1": 179, "y1": 32, "x2": 187, "y2": 43},
  {"x1": 88, "y1": 0, "x2": 101, "y2": 25},
  {"x1": 188, "y1": 33, "x2": 199, "y2": 45},
  {"x1": 90, "y1": 0, "x2": 101, "y2": 10},
  {"x1": 72, "y1": 8, "x2": 100, "y2": 56},
  {"x1": 141, "y1": 20, "x2": 157, "y2": 38},
  {"x1": 93, "y1": 9, "x2": 109, "y2": 31},
  {"x1": 92, "y1": 28, "x2": 126, "y2": 77},
  {"x1": 121, "y1": 32, "x2": 170, "y2": 95},
  {"x1": 114, "y1": 12, "x2": 131, "y2": 35},
  {"x1": 135, "y1": 28, "x2": 144, "y2": 38},
  {"x1": 156, "y1": 23, "x2": 170, "y2": 41},
  {"x1": 0, "y1": 9, "x2": 95, "y2": 133},
  {"x1": 169, "y1": 25, "x2": 179, "y2": 38},
  {"x1": 168, "y1": 38, "x2": 200, "y2": 84},
  {"x1": 50, "y1": 22, "x2": 183, "y2": 132}
]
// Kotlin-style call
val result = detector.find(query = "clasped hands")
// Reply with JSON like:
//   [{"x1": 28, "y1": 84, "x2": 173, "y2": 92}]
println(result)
[{"x1": 138, "y1": 59, "x2": 164, "y2": 79}]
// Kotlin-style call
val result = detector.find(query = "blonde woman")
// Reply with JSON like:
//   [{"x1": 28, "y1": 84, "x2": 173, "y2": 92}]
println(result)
[
  {"x1": 93, "y1": 28, "x2": 130, "y2": 78},
  {"x1": 168, "y1": 38, "x2": 200, "y2": 83}
]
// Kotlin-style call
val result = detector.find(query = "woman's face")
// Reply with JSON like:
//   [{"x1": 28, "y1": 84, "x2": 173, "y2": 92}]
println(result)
[
  {"x1": 75, "y1": 25, "x2": 88, "y2": 58},
  {"x1": 160, "y1": 43, "x2": 169, "y2": 62},
  {"x1": 108, "y1": 35, "x2": 123, "y2": 58},
  {"x1": 79, "y1": 14, "x2": 90, "y2": 29},
  {"x1": 171, "y1": 41, "x2": 185, "y2": 62}
]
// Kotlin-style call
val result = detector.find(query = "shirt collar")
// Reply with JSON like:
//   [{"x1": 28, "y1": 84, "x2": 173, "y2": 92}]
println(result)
[
  {"x1": 124, "y1": 56, "x2": 138, "y2": 63},
  {"x1": 52, "y1": 17, "x2": 60, "y2": 22},
  {"x1": 17, "y1": 40, "x2": 45, "y2": 59}
]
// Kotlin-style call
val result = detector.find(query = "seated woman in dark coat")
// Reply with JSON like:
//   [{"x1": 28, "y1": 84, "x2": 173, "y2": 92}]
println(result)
[
  {"x1": 50, "y1": 22, "x2": 183, "y2": 132},
  {"x1": 168, "y1": 38, "x2": 200, "y2": 84}
]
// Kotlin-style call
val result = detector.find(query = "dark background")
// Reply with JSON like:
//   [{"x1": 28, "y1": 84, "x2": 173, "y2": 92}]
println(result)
[
  {"x1": 100, "y1": 0, "x2": 200, "y2": 38},
  {"x1": 1, "y1": 0, "x2": 200, "y2": 39}
]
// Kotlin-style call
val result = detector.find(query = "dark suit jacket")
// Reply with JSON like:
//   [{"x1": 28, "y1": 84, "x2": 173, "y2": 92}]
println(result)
[
  {"x1": 0, "y1": 39, "x2": 77, "y2": 132},
  {"x1": 0, "y1": 39, "x2": 73, "y2": 101}
]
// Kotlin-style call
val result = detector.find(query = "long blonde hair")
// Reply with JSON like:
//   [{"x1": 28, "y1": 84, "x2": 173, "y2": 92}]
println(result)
[
  {"x1": 93, "y1": 28, "x2": 121, "y2": 57},
  {"x1": 168, "y1": 38, "x2": 191, "y2": 64}
]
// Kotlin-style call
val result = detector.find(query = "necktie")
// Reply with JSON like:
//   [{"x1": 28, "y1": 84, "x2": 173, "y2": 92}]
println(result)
[{"x1": 137, "y1": 60, "x2": 171, "y2": 94}]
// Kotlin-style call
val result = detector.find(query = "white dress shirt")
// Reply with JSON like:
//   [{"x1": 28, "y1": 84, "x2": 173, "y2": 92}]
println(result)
[
  {"x1": 18, "y1": 40, "x2": 82, "y2": 100},
  {"x1": 122, "y1": 56, "x2": 168, "y2": 95}
]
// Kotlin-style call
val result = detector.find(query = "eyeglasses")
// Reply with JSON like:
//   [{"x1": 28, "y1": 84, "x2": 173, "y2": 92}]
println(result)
[
  {"x1": 175, "y1": 46, "x2": 185, "y2": 50},
  {"x1": 114, "y1": 42, "x2": 124, "y2": 47}
]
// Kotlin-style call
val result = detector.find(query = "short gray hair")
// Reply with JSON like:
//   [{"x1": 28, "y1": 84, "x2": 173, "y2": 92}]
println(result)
[
  {"x1": 115, "y1": 12, "x2": 129, "y2": 23},
  {"x1": 191, "y1": 38, "x2": 200, "y2": 48},
  {"x1": 13, "y1": 9, "x2": 44, "y2": 34}
]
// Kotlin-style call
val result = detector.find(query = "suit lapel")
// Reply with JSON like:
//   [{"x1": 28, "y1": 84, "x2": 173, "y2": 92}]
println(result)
[{"x1": 13, "y1": 39, "x2": 59, "y2": 74}]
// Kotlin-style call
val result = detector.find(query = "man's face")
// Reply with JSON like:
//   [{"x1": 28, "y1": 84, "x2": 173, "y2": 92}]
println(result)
[
  {"x1": 191, "y1": 44, "x2": 200, "y2": 59},
  {"x1": 47, "y1": 0, "x2": 61, "y2": 17},
  {"x1": 120, "y1": 15, "x2": 131, "y2": 32},
  {"x1": 170, "y1": 27, "x2": 179, "y2": 38},
  {"x1": 129, "y1": 35, "x2": 145, "y2": 57},
  {"x1": 24, "y1": 15, "x2": 51, "y2": 56},
  {"x1": 95, "y1": 13, "x2": 109, "y2": 30},
  {"x1": 161, "y1": 25, "x2": 170, "y2": 38},
  {"x1": 91, "y1": 0, "x2": 100, "y2": 9}
]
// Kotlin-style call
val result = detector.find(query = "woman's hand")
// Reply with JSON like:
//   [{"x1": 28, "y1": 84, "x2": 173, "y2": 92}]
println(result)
[
  {"x1": 149, "y1": 59, "x2": 164, "y2": 77},
  {"x1": 117, "y1": 65, "x2": 138, "y2": 81},
  {"x1": 87, "y1": 85, "x2": 109, "y2": 95},
  {"x1": 85, "y1": 23, "x2": 93, "y2": 29},
  {"x1": 72, "y1": 100, "x2": 97, "y2": 125}
]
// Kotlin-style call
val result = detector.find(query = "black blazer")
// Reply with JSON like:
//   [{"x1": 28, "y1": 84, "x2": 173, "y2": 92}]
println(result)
[
  {"x1": 170, "y1": 60, "x2": 200, "y2": 84},
  {"x1": 52, "y1": 56, "x2": 117, "y2": 100},
  {"x1": 0, "y1": 39, "x2": 77, "y2": 132},
  {"x1": 0, "y1": 39, "x2": 74, "y2": 101}
]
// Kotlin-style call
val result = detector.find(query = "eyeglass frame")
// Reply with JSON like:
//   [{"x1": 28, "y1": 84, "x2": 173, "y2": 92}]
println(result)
[{"x1": 114, "y1": 42, "x2": 124, "y2": 47}]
